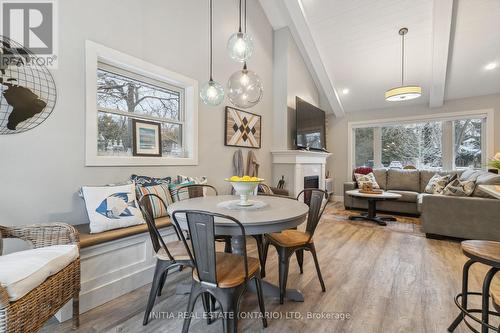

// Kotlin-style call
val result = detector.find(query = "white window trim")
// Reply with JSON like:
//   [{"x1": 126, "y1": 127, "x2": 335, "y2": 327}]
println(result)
[
  {"x1": 347, "y1": 109, "x2": 495, "y2": 178},
  {"x1": 85, "y1": 40, "x2": 198, "y2": 166}
]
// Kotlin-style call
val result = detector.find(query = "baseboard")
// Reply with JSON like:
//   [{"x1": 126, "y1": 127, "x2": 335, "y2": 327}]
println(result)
[{"x1": 55, "y1": 227, "x2": 176, "y2": 322}]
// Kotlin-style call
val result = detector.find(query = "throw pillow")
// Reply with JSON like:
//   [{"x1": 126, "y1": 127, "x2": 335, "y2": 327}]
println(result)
[
  {"x1": 130, "y1": 174, "x2": 172, "y2": 187},
  {"x1": 425, "y1": 174, "x2": 450, "y2": 194},
  {"x1": 352, "y1": 167, "x2": 373, "y2": 181},
  {"x1": 354, "y1": 172, "x2": 380, "y2": 189},
  {"x1": 138, "y1": 184, "x2": 173, "y2": 218},
  {"x1": 81, "y1": 183, "x2": 145, "y2": 234},
  {"x1": 169, "y1": 181, "x2": 195, "y2": 202},
  {"x1": 442, "y1": 178, "x2": 476, "y2": 197},
  {"x1": 177, "y1": 175, "x2": 208, "y2": 196}
]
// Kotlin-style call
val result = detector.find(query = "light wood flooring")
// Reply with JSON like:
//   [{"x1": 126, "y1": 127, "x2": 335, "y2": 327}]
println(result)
[{"x1": 42, "y1": 203, "x2": 499, "y2": 333}]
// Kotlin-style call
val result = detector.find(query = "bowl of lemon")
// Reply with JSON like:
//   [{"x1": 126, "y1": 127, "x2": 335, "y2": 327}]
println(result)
[{"x1": 225, "y1": 176, "x2": 264, "y2": 206}]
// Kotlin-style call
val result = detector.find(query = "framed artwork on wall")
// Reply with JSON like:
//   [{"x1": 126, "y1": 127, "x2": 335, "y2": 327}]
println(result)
[
  {"x1": 132, "y1": 119, "x2": 162, "y2": 157},
  {"x1": 225, "y1": 106, "x2": 262, "y2": 149}
]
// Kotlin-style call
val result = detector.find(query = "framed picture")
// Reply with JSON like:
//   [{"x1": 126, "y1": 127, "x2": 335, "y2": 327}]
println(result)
[
  {"x1": 132, "y1": 120, "x2": 162, "y2": 157},
  {"x1": 225, "y1": 106, "x2": 262, "y2": 149}
]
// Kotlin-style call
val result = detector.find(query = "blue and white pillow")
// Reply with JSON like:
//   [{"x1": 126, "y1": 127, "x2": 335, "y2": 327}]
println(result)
[{"x1": 81, "y1": 183, "x2": 145, "y2": 234}]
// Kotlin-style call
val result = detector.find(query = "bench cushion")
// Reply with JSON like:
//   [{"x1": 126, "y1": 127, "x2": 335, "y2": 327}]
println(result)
[
  {"x1": 0, "y1": 245, "x2": 78, "y2": 301},
  {"x1": 75, "y1": 216, "x2": 172, "y2": 248}
]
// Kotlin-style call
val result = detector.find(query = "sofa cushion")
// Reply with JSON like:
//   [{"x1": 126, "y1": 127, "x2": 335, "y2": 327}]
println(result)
[
  {"x1": 419, "y1": 170, "x2": 462, "y2": 193},
  {"x1": 424, "y1": 174, "x2": 451, "y2": 194},
  {"x1": 387, "y1": 190, "x2": 419, "y2": 203},
  {"x1": 373, "y1": 169, "x2": 388, "y2": 190},
  {"x1": 473, "y1": 172, "x2": 500, "y2": 198},
  {"x1": 387, "y1": 169, "x2": 420, "y2": 192},
  {"x1": 137, "y1": 184, "x2": 173, "y2": 218},
  {"x1": 460, "y1": 169, "x2": 483, "y2": 181},
  {"x1": 0, "y1": 245, "x2": 79, "y2": 301}
]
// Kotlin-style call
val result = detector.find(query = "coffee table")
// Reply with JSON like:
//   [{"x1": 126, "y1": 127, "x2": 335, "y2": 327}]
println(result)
[{"x1": 345, "y1": 189, "x2": 402, "y2": 226}]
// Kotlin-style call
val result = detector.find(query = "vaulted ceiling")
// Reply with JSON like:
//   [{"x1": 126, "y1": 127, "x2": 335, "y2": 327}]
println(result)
[{"x1": 260, "y1": 0, "x2": 500, "y2": 114}]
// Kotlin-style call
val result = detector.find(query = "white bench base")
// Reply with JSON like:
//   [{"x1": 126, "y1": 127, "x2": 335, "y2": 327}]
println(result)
[{"x1": 56, "y1": 227, "x2": 177, "y2": 322}]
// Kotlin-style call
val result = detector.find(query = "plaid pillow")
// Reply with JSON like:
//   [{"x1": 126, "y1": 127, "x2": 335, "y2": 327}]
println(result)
[{"x1": 138, "y1": 184, "x2": 173, "y2": 218}]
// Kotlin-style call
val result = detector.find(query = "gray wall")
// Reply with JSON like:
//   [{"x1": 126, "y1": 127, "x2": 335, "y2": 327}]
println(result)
[
  {"x1": 328, "y1": 93, "x2": 500, "y2": 196},
  {"x1": 0, "y1": 0, "x2": 275, "y2": 226}
]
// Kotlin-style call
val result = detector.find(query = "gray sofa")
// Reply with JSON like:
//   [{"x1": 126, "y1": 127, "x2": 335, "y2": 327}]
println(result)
[{"x1": 344, "y1": 168, "x2": 500, "y2": 241}]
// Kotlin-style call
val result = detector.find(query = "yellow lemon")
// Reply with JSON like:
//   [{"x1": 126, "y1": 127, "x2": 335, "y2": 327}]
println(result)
[
  {"x1": 250, "y1": 177, "x2": 260, "y2": 181},
  {"x1": 242, "y1": 175, "x2": 251, "y2": 181},
  {"x1": 230, "y1": 176, "x2": 240, "y2": 181}
]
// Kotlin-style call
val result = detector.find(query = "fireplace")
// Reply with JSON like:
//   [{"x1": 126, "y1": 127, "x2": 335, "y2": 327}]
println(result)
[{"x1": 304, "y1": 176, "x2": 319, "y2": 189}]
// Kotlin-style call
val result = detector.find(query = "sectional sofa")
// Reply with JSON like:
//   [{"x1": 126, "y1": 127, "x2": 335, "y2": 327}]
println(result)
[{"x1": 344, "y1": 168, "x2": 500, "y2": 241}]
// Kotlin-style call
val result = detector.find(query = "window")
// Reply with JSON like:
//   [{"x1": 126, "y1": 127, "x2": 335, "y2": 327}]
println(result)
[
  {"x1": 354, "y1": 127, "x2": 374, "y2": 167},
  {"x1": 350, "y1": 111, "x2": 493, "y2": 172},
  {"x1": 96, "y1": 65, "x2": 184, "y2": 158},
  {"x1": 381, "y1": 122, "x2": 442, "y2": 169},
  {"x1": 85, "y1": 41, "x2": 198, "y2": 166},
  {"x1": 453, "y1": 118, "x2": 485, "y2": 169}
]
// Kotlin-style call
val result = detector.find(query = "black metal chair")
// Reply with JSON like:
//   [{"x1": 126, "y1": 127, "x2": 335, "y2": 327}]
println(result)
[
  {"x1": 171, "y1": 210, "x2": 267, "y2": 333},
  {"x1": 175, "y1": 184, "x2": 232, "y2": 253},
  {"x1": 138, "y1": 194, "x2": 194, "y2": 326},
  {"x1": 262, "y1": 188, "x2": 329, "y2": 304}
]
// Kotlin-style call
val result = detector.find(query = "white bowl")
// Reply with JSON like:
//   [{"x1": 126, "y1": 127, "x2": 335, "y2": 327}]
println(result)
[{"x1": 225, "y1": 179, "x2": 263, "y2": 206}]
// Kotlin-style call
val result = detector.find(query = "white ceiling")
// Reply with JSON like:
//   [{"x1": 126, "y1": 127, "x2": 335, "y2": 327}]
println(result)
[{"x1": 263, "y1": 0, "x2": 500, "y2": 113}]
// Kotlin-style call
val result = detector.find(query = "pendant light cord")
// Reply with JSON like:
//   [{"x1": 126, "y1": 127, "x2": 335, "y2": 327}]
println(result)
[
  {"x1": 238, "y1": 0, "x2": 242, "y2": 33},
  {"x1": 244, "y1": 0, "x2": 247, "y2": 33},
  {"x1": 209, "y1": 0, "x2": 213, "y2": 81},
  {"x1": 401, "y1": 32, "x2": 405, "y2": 86}
]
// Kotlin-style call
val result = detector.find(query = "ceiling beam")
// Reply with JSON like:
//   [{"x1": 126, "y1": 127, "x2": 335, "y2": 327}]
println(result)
[
  {"x1": 259, "y1": 0, "x2": 345, "y2": 117},
  {"x1": 429, "y1": 0, "x2": 455, "y2": 108}
]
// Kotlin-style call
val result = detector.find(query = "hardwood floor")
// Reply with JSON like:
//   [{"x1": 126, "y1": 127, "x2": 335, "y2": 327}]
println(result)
[{"x1": 42, "y1": 203, "x2": 498, "y2": 333}]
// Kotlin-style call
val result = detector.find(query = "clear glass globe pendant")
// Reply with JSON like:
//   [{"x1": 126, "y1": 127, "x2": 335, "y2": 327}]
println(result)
[
  {"x1": 227, "y1": 30, "x2": 254, "y2": 63},
  {"x1": 227, "y1": 63, "x2": 263, "y2": 109},
  {"x1": 200, "y1": 79, "x2": 224, "y2": 106},
  {"x1": 200, "y1": 0, "x2": 224, "y2": 106}
]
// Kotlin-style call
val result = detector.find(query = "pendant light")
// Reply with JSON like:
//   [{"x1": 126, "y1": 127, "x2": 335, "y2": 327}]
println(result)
[
  {"x1": 385, "y1": 28, "x2": 422, "y2": 101},
  {"x1": 200, "y1": 0, "x2": 224, "y2": 106},
  {"x1": 227, "y1": 0, "x2": 263, "y2": 108},
  {"x1": 227, "y1": 0, "x2": 254, "y2": 63}
]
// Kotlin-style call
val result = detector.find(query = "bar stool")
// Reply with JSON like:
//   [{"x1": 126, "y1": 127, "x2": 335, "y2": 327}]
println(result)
[{"x1": 448, "y1": 240, "x2": 500, "y2": 333}]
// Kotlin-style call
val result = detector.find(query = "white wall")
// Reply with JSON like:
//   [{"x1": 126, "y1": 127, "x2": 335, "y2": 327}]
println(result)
[
  {"x1": 0, "y1": 0, "x2": 274, "y2": 226},
  {"x1": 328, "y1": 93, "x2": 500, "y2": 196},
  {"x1": 271, "y1": 27, "x2": 319, "y2": 151}
]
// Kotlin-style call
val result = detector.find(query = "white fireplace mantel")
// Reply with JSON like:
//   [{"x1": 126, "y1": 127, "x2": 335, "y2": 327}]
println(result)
[{"x1": 271, "y1": 150, "x2": 332, "y2": 197}]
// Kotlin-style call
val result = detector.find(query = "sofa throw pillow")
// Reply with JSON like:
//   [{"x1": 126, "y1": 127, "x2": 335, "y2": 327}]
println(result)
[
  {"x1": 81, "y1": 183, "x2": 145, "y2": 234},
  {"x1": 169, "y1": 181, "x2": 195, "y2": 202},
  {"x1": 138, "y1": 184, "x2": 173, "y2": 218},
  {"x1": 354, "y1": 172, "x2": 380, "y2": 189},
  {"x1": 425, "y1": 174, "x2": 450, "y2": 194},
  {"x1": 352, "y1": 167, "x2": 373, "y2": 181},
  {"x1": 177, "y1": 175, "x2": 208, "y2": 196},
  {"x1": 442, "y1": 178, "x2": 476, "y2": 197}
]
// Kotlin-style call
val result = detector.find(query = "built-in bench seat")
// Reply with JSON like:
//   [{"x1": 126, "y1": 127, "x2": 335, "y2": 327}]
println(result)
[
  {"x1": 56, "y1": 217, "x2": 176, "y2": 323},
  {"x1": 74, "y1": 217, "x2": 172, "y2": 248}
]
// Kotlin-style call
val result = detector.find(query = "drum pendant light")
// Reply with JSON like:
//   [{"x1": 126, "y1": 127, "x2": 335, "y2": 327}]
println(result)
[{"x1": 385, "y1": 28, "x2": 422, "y2": 101}]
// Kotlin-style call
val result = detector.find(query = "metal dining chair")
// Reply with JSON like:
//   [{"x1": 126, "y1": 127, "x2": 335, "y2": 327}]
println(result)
[
  {"x1": 139, "y1": 194, "x2": 212, "y2": 326},
  {"x1": 175, "y1": 184, "x2": 232, "y2": 253},
  {"x1": 262, "y1": 188, "x2": 329, "y2": 304},
  {"x1": 171, "y1": 210, "x2": 267, "y2": 333}
]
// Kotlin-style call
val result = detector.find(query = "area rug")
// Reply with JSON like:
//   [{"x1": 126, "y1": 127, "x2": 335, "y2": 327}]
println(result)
[{"x1": 323, "y1": 201, "x2": 424, "y2": 236}]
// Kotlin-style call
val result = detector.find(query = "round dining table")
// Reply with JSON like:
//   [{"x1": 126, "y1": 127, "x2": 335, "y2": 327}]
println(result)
[{"x1": 167, "y1": 194, "x2": 309, "y2": 302}]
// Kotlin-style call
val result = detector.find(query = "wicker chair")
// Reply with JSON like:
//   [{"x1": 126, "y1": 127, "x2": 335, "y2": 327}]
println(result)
[{"x1": 0, "y1": 223, "x2": 81, "y2": 333}]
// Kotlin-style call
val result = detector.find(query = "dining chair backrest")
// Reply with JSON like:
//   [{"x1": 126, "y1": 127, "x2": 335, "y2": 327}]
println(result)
[
  {"x1": 296, "y1": 189, "x2": 329, "y2": 241},
  {"x1": 171, "y1": 210, "x2": 249, "y2": 287},
  {"x1": 176, "y1": 184, "x2": 218, "y2": 200},
  {"x1": 139, "y1": 194, "x2": 180, "y2": 261}
]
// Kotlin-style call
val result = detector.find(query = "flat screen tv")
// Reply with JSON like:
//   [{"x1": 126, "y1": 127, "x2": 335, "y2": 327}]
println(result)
[{"x1": 295, "y1": 97, "x2": 327, "y2": 151}]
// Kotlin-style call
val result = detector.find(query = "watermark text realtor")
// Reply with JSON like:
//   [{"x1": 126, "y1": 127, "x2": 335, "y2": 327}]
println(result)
[{"x1": 0, "y1": 0, "x2": 58, "y2": 68}]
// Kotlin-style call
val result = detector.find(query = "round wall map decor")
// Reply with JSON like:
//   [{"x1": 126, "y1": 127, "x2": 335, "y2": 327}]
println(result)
[{"x1": 0, "y1": 36, "x2": 57, "y2": 134}]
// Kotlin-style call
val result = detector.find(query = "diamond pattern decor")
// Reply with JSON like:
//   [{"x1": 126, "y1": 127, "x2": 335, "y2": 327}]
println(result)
[{"x1": 225, "y1": 106, "x2": 261, "y2": 148}]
